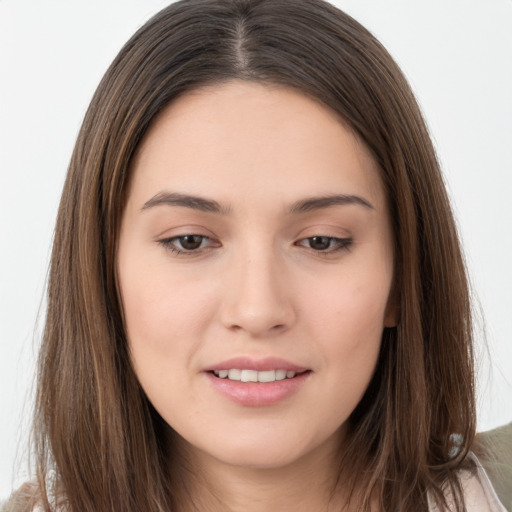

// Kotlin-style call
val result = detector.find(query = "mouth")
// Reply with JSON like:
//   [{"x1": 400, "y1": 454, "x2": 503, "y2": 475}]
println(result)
[
  {"x1": 210, "y1": 369, "x2": 309, "y2": 383},
  {"x1": 205, "y1": 357, "x2": 311, "y2": 406}
]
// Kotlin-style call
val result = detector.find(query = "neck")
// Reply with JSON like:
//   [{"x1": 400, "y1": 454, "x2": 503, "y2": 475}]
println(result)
[{"x1": 169, "y1": 433, "x2": 356, "y2": 512}]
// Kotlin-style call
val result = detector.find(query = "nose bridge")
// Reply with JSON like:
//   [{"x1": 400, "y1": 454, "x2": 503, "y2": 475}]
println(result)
[{"x1": 221, "y1": 239, "x2": 294, "y2": 336}]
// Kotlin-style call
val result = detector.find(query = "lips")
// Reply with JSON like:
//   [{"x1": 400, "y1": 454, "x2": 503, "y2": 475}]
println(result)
[
  {"x1": 204, "y1": 356, "x2": 308, "y2": 374},
  {"x1": 204, "y1": 357, "x2": 311, "y2": 406}
]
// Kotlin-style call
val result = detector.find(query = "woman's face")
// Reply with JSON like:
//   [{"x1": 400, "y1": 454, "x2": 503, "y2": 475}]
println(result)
[{"x1": 118, "y1": 81, "x2": 396, "y2": 470}]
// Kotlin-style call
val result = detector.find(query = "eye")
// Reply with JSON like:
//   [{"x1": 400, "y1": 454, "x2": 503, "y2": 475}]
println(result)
[
  {"x1": 297, "y1": 236, "x2": 353, "y2": 253},
  {"x1": 158, "y1": 234, "x2": 217, "y2": 255}
]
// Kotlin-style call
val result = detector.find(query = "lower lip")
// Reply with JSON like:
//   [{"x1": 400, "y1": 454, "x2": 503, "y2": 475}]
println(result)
[{"x1": 206, "y1": 372, "x2": 310, "y2": 407}]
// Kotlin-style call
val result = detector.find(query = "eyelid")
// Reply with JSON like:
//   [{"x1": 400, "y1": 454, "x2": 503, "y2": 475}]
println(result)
[
  {"x1": 155, "y1": 224, "x2": 353, "y2": 257},
  {"x1": 293, "y1": 223, "x2": 353, "y2": 248},
  {"x1": 295, "y1": 235, "x2": 353, "y2": 254},
  {"x1": 158, "y1": 234, "x2": 221, "y2": 256},
  {"x1": 154, "y1": 223, "x2": 218, "y2": 240}
]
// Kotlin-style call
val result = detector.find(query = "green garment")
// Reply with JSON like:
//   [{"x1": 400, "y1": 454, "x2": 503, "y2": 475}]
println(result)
[{"x1": 478, "y1": 422, "x2": 512, "y2": 511}]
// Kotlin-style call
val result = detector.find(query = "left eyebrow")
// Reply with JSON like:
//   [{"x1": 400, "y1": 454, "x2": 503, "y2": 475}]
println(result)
[
  {"x1": 141, "y1": 192, "x2": 231, "y2": 214},
  {"x1": 288, "y1": 194, "x2": 374, "y2": 214}
]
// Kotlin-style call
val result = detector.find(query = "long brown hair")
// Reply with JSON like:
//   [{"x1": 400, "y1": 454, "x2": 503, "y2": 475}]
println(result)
[{"x1": 16, "y1": 0, "x2": 476, "y2": 510}]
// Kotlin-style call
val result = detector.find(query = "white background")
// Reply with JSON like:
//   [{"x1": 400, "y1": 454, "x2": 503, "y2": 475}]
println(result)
[{"x1": 1, "y1": 0, "x2": 511, "y2": 498}]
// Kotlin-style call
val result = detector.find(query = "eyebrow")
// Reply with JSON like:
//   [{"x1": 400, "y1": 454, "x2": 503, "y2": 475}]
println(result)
[
  {"x1": 141, "y1": 192, "x2": 231, "y2": 214},
  {"x1": 288, "y1": 194, "x2": 374, "y2": 213},
  {"x1": 141, "y1": 191, "x2": 374, "y2": 214}
]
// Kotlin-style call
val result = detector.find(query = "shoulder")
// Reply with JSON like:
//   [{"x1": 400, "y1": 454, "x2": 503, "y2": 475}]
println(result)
[
  {"x1": 459, "y1": 455, "x2": 508, "y2": 512},
  {"x1": 2, "y1": 498, "x2": 53, "y2": 512},
  {"x1": 1, "y1": 483, "x2": 40, "y2": 512},
  {"x1": 429, "y1": 452, "x2": 509, "y2": 512},
  {"x1": 1, "y1": 483, "x2": 63, "y2": 512},
  {"x1": 477, "y1": 422, "x2": 512, "y2": 511}
]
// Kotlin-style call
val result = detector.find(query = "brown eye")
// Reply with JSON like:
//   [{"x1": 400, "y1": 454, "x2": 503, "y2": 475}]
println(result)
[
  {"x1": 296, "y1": 236, "x2": 353, "y2": 253},
  {"x1": 158, "y1": 234, "x2": 216, "y2": 255},
  {"x1": 308, "y1": 236, "x2": 332, "y2": 251},
  {"x1": 178, "y1": 235, "x2": 205, "y2": 250}
]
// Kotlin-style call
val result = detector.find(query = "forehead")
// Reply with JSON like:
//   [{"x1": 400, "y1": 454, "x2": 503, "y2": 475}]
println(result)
[{"x1": 128, "y1": 80, "x2": 386, "y2": 211}]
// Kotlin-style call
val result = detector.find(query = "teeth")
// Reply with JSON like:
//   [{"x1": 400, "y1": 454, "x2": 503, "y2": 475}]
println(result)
[
  {"x1": 258, "y1": 370, "x2": 275, "y2": 383},
  {"x1": 213, "y1": 369, "x2": 299, "y2": 382},
  {"x1": 275, "y1": 369, "x2": 287, "y2": 381},
  {"x1": 228, "y1": 369, "x2": 241, "y2": 381},
  {"x1": 240, "y1": 369, "x2": 258, "y2": 382}
]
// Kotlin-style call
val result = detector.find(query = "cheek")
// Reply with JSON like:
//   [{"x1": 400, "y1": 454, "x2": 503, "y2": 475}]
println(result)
[
  {"x1": 118, "y1": 256, "x2": 218, "y2": 363},
  {"x1": 324, "y1": 289, "x2": 384, "y2": 372},
  {"x1": 118, "y1": 264, "x2": 215, "y2": 414},
  {"x1": 305, "y1": 266, "x2": 391, "y2": 340},
  {"x1": 302, "y1": 262, "x2": 391, "y2": 388}
]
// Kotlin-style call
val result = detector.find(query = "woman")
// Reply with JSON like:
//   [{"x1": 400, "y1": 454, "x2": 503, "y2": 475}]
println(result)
[{"x1": 4, "y1": 0, "x2": 508, "y2": 510}]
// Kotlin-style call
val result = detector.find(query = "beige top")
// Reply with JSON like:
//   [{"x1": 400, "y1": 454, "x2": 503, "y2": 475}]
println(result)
[{"x1": 428, "y1": 455, "x2": 507, "y2": 512}]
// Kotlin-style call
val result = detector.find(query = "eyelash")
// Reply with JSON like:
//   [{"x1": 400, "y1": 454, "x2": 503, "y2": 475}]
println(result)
[
  {"x1": 158, "y1": 234, "x2": 353, "y2": 256},
  {"x1": 296, "y1": 236, "x2": 353, "y2": 253},
  {"x1": 158, "y1": 235, "x2": 217, "y2": 255}
]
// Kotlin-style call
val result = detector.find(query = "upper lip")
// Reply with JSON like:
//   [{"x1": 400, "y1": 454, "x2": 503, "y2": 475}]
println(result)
[{"x1": 204, "y1": 356, "x2": 309, "y2": 373}]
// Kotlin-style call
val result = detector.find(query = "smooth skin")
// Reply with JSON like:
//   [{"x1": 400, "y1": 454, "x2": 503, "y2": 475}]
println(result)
[{"x1": 117, "y1": 81, "x2": 396, "y2": 511}]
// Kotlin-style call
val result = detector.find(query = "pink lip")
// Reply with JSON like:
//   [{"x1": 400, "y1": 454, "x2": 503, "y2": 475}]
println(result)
[
  {"x1": 204, "y1": 356, "x2": 308, "y2": 373},
  {"x1": 203, "y1": 357, "x2": 311, "y2": 407}
]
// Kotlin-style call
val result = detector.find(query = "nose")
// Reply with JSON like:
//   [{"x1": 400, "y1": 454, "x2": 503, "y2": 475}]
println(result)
[{"x1": 220, "y1": 248, "x2": 296, "y2": 337}]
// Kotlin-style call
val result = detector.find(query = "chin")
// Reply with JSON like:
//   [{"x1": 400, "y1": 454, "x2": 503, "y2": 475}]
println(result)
[
  {"x1": 174, "y1": 421, "x2": 343, "y2": 473},
  {"x1": 215, "y1": 444, "x2": 305, "y2": 470}
]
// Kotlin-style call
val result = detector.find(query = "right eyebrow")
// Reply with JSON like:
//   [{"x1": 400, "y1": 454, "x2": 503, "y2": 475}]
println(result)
[
  {"x1": 141, "y1": 191, "x2": 231, "y2": 214},
  {"x1": 288, "y1": 194, "x2": 374, "y2": 213}
]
